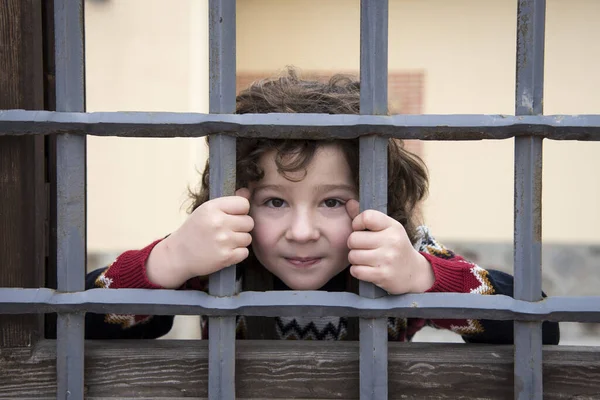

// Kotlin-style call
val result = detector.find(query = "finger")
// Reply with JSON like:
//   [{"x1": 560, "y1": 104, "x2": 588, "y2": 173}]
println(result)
[
  {"x1": 231, "y1": 232, "x2": 252, "y2": 248},
  {"x1": 345, "y1": 199, "x2": 360, "y2": 220},
  {"x1": 235, "y1": 187, "x2": 251, "y2": 200},
  {"x1": 347, "y1": 249, "x2": 379, "y2": 266},
  {"x1": 352, "y1": 209, "x2": 393, "y2": 232},
  {"x1": 228, "y1": 246, "x2": 250, "y2": 265},
  {"x1": 229, "y1": 214, "x2": 254, "y2": 233},
  {"x1": 216, "y1": 195, "x2": 250, "y2": 215},
  {"x1": 347, "y1": 231, "x2": 381, "y2": 250},
  {"x1": 349, "y1": 265, "x2": 383, "y2": 284}
]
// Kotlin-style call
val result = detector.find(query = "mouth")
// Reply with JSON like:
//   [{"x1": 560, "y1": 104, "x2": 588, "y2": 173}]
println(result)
[{"x1": 284, "y1": 257, "x2": 322, "y2": 268}]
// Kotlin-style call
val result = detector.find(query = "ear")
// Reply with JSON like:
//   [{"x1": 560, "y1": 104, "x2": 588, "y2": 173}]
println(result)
[
  {"x1": 345, "y1": 199, "x2": 360, "y2": 220},
  {"x1": 235, "y1": 187, "x2": 251, "y2": 200}
]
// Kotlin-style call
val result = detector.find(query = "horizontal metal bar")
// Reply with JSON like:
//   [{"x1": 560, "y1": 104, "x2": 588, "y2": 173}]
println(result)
[
  {"x1": 1, "y1": 110, "x2": 600, "y2": 140},
  {"x1": 0, "y1": 288, "x2": 598, "y2": 322}
]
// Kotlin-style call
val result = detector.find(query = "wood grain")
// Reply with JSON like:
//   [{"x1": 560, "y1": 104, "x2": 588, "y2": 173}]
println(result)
[
  {"x1": 0, "y1": 0, "x2": 46, "y2": 347},
  {"x1": 1, "y1": 340, "x2": 599, "y2": 399}
]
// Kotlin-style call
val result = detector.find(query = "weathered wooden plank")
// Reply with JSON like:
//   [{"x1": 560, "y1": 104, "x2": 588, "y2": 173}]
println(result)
[
  {"x1": 0, "y1": 340, "x2": 598, "y2": 399},
  {"x1": 0, "y1": 0, "x2": 46, "y2": 347},
  {"x1": 7, "y1": 396, "x2": 326, "y2": 400}
]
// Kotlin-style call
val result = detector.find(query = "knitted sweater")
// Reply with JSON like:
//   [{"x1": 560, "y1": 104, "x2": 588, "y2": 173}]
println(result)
[{"x1": 84, "y1": 226, "x2": 560, "y2": 344}]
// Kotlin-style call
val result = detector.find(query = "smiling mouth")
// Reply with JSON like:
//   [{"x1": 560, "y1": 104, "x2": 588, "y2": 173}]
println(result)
[{"x1": 284, "y1": 257, "x2": 322, "y2": 267}]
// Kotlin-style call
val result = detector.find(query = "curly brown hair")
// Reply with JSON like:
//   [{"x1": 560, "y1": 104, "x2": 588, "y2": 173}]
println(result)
[{"x1": 190, "y1": 68, "x2": 429, "y2": 244}]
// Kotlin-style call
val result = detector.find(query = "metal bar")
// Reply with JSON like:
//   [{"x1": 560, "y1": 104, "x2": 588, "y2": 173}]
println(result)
[
  {"x1": 359, "y1": 0, "x2": 389, "y2": 399},
  {"x1": 358, "y1": 135, "x2": 388, "y2": 399},
  {"x1": 207, "y1": 134, "x2": 237, "y2": 400},
  {"x1": 208, "y1": 0, "x2": 237, "y2": 399},
  {"x1": 1, "y1": 288, "x2": 599, "y2": 321},
  {"x1": 3, "y1": 110, "x2": 600, "y2": 140},
  {"x1": 514, "y1": 137, "x2": 543, "y2": 301},
  {"x1": 514, "y1": 1, "x2": 546, "y2": 399},
  {"x1": 54, "y1": 0, "x2": 86, "y2": 399},
  {"x1": 56, "y1": 314, "x2": 84, "y2": 399}
]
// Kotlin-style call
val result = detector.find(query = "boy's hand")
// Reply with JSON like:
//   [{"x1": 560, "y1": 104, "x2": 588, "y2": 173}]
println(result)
[
  {"x1": 147, "y1": 188, "x2": 254, "y2": 288},
  {"x1": 345, "y1": 199, "x2": 434, "y2": 295}
]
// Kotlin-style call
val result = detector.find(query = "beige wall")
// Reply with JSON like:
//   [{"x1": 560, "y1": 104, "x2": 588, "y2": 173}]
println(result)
[
  {"x1": 85, "y1": 0, "x2": 209, "y2": 253},
  {"x1": 85, "y1": 0, "x2": 600, "y2": 255}
]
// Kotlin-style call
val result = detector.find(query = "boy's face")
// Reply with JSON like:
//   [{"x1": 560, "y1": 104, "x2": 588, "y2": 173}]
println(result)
[{"x1": 248, "y1": 144, "x2": 357, "y2": 290}]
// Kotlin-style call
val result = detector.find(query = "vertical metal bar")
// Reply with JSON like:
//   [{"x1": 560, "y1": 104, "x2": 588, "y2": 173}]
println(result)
[
  {"x1": 514, "y1": 1, "x2": 546, "y2": 399},
  {"x1": 208, "y1": 0, "x2": 236, "y2": 399},
  {"x1": 359, "y1": 0, "x2": 388, "y2": 399},
  {"x1": 54, "y1": 0, "x2": 86, "y2": 399}
]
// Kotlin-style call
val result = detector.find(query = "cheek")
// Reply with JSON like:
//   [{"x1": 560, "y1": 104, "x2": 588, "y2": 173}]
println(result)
[
  {"x1": 249, "y1": 214, "x2": 283, "y2": 274},
  {"x1": 250, "y1": 212, "x2": 279, "y2": 251},
  {"x1": 252, "y1": 226, "x2": 273, "y2": 249},
  {"x1": 326, "y1": 217, "x2": 353, "y2": 250}
]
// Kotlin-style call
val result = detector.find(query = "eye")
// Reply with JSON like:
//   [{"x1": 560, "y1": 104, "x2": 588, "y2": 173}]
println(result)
[
  {"x1": 265, "y1": 198, "x2": 286, "y2": 208},
  {"x1": 323, "y1": 198, "x2": 343, "y2": 208}
]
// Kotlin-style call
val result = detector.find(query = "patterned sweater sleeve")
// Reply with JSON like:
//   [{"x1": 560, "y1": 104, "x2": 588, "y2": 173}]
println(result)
[
  {"x1": 85, "y1": 239, "x2": 208, "y2": 339},
  {"x1": 415, "y1": 226, "x2": 560, "y2": 344}
]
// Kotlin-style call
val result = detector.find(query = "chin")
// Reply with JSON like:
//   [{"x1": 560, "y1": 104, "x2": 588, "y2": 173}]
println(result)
[{"x1": 281, "y1": 278, "x2": 326, "y2": 291}]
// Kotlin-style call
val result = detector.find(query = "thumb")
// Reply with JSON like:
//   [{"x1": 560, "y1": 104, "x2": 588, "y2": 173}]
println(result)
[
  {"x1": 235, "y1": 187, "x2": 251, "y2": 200},
  {"x1": 345, "y1": 199, "x2": 360, "y2": 220}
]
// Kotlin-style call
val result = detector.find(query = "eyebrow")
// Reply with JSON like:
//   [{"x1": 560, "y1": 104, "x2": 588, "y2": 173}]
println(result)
[{"x1": 252, "y1": 183, "x2": 357, "y2": 195}]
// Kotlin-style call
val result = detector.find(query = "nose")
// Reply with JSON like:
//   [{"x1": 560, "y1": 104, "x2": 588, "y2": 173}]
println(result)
[{"x1": 285, "y1": 209, "x2": 320, "y2": 242}]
